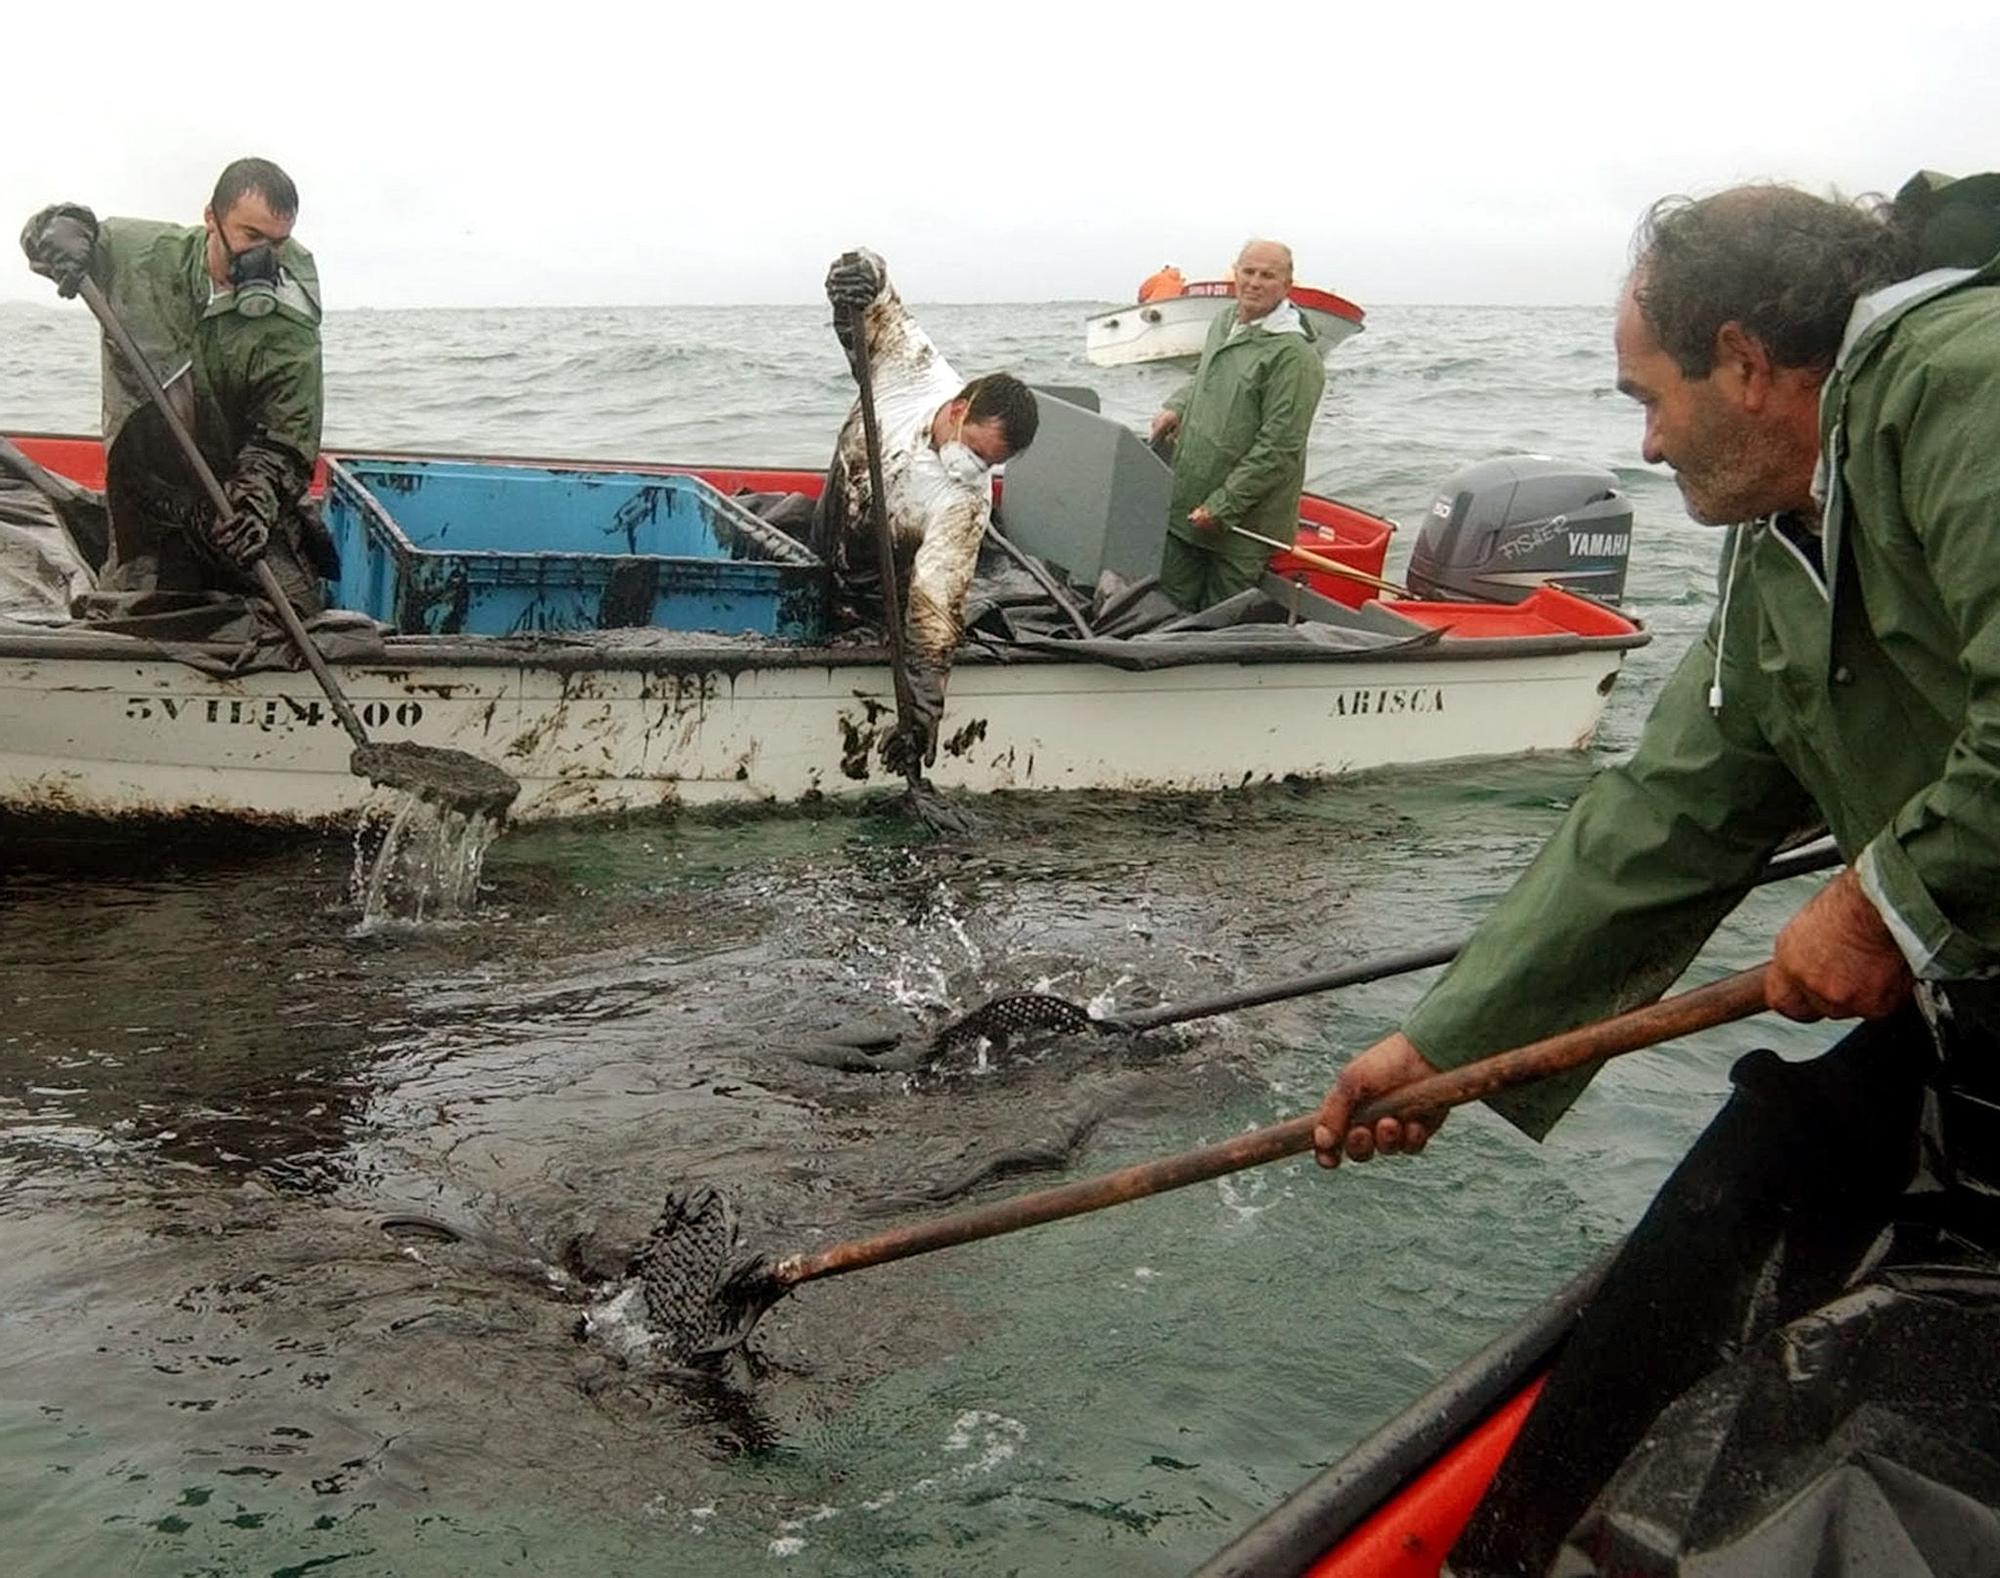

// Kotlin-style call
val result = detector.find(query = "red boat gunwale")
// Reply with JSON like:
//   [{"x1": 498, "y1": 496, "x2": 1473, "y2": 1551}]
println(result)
[{"x1": 1192, "y1": 1259, "x2": 1605, "y2": 1578}]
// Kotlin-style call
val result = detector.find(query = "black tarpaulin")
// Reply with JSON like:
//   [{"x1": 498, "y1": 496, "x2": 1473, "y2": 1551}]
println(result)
[{"x1": 1553, "y1": 1269, "x2": 2000, "y2": 1577}]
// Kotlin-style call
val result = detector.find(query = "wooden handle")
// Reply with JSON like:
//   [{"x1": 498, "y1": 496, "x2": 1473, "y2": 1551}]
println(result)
[
  {"x1": 770, "y1": 965, "x2": 1770, "y2": 1290},
  {"x1": 1232, "y1": 524, "x2": 1411, "y2": 598},
  {"x1": 77, "y1": 275, "x2": 375, "y2": 752},
  {"x1": 1350, "y1": 966, "x2": 1769, "y2": 1124},
  {"x1": 845, "y1": 300, "x2": 923, "y2": 789}
]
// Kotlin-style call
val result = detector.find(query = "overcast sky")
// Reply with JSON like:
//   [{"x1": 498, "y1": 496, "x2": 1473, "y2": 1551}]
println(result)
[{"x1": 4, "y1": 1, "x2": 1996, "y2": 311}]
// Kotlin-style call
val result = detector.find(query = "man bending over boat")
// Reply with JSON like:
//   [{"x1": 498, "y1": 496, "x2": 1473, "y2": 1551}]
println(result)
[
  {"x1": 1310, "y1": 176, "x2": 2000, "y2": 1573},
  {"x1": 1149, "y1": 238, "x2": 1324, "y2": 610},
  {"x1": 20, "y1": 157, "x2": 334, "y2": 618},
  {"x1": 818, "y1": 250, "x2": 1039, "y2": 775}
]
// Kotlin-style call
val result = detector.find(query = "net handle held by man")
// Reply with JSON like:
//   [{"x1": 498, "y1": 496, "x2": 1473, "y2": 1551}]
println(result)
[
  {"x1": 648, "y1": 965, "x2": 1772, "y2": 1365},
  {"x1": 75, "y1": 275, "x2": 519, "y2": 818}
]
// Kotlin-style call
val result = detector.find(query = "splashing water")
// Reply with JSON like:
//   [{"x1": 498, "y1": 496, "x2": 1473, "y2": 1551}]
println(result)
[{"x1": 349, "y1": 792, "x2": 502, "y2": 930}]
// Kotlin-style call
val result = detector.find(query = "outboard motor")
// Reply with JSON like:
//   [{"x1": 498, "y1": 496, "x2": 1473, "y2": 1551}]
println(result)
[{"x1": 1406, "y1": 456, "x2": 1633, "y2": 605}]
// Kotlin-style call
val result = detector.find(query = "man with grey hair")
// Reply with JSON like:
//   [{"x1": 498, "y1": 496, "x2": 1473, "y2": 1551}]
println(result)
[
  {"x1": 1150, "y1": 238, "x2": 1324, "y2": 609},
  {"x1": 1306, "y1": 174, "x2": 2000, "y2": 1572}
]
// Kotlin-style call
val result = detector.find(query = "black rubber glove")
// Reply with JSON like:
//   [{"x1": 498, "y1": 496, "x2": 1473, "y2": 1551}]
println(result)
[
  {"x1": 207, "y1": 499, "x2": 270, "y2": 567},
  {"x1": 207, "y1": 435, "x2": 312, "y2": 569},
  {"x1": 205, "y1": 469, "x2": 279, "y2": 568},
  {"x1": 882, "y1": 656, "x2": 946, "y2": 775},
  {"x1": 23, "y1": 206, "x2": 98, "y2": 300},
  {"x1": 825, "y1": 252, "x2": 881, "y2": 312},
  {"x1": 881, "y1": 713, "x2": 937, "y2": 778}
]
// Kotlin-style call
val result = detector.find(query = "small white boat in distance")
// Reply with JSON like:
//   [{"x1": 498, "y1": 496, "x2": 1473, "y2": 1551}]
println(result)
[{"x1": 1085, "y1": 282, "x2": 1366, "y2": 369}]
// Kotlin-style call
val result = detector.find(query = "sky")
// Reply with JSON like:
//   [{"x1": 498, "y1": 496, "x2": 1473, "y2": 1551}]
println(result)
[{"x1": 3, "y1": 1, "x2": 1997, "y2": 311}]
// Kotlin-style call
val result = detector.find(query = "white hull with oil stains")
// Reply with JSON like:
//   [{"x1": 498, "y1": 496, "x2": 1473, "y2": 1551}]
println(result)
[{"x1": 0, "y1": 628, "x2": 1639, "y2": 826}]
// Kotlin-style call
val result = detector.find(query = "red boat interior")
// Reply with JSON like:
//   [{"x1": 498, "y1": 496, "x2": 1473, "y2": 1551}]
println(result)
[{"x1": 1307, "y1": 1378, "x2": 1541, "y2": 1577}]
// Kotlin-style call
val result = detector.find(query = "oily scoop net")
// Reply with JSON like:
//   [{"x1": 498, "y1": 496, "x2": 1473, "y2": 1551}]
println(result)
[
  {"x1": 634, "y1": 967, "x2": 1774, "y2": 1370},
  {"x1": 351, "y1": 742, "x2": 521, "y2": 818},
  {"x1": 930, "y1": 991, "x2": 1097, "y2": 1054}
]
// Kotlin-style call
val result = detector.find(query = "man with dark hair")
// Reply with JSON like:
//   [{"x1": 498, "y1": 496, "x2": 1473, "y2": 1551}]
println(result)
[
  {"x1": 20, "y1": 156, "x2": 333, "y2": 616},
  {"x1": 1150, "y1": 238, "x2": 1324, "y2": 609},
  {"x1": 1309, "y1": 176, "x2": 2000, "y2": 1573},
  {"x1": 820, "y1": 249, "x2": 1038, "y2": 773},
  {"x1": 211, "y1": 157, "x2": 300, "y2": 231}
]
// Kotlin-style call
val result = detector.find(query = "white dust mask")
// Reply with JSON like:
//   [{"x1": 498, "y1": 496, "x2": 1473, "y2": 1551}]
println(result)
[{"x1": 938, "y1": 440, "x2": 991, "y2": 488}]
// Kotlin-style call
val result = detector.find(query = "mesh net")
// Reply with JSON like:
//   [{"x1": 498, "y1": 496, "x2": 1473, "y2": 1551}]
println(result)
[
  {"x1": 930, "y1": 992, "x2": 1097, "y2": 1056},
  {"x1": 636, "y1": 1186, "x2": 745, "y2": 1364}
]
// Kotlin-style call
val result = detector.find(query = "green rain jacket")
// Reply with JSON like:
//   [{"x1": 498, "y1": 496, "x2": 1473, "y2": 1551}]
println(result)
[
  {"x1": 23, "y1": 207, "x2": 325, "y2": 571},
  {"x1": 1400, "y1": 257, "x2": 2000, "y2": 1139},
  {"x1": 1164, "y1": 304, "x2": 1325, "y2": 558}
]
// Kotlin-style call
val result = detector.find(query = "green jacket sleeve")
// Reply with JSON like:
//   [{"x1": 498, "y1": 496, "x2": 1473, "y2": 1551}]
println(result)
[
  {"x1": 243, "y1": 324, "x2": 324, "y2": 470},
  {"x1": 1400, "y1": 616, "x2": 1819, "y2": 1138},
  {"x1": 219, "y1": 321, "x2": 323, "y2": 526},
  {"x1": 1851, "y1": 325, "x2": 2000, "y2": 977},
  {"x1": 1202, "y1": 342, "x2": 1323, "y2": 528},
  {"x1": 1163, "y1": 379, "x2": 1194, "y2": 421}
]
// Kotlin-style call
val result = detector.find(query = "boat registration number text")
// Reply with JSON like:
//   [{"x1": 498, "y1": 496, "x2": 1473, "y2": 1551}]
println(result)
[{"x1": 124, "y1": 695, "x2": 426, "y2": 731}]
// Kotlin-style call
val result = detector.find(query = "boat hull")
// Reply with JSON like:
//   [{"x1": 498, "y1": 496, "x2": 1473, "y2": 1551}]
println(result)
[
  {"x1": 0, "y1": 631, "x2": 1632, "y2": 826},
  {"x1": 1085, "y1": 285, "x2": 1365, "y2": 369}
]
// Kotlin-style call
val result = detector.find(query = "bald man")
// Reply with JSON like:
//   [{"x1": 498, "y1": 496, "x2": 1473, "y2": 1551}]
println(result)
[{"x1": 1150, "y1": 239, "x2": 1326, "y2": 610}]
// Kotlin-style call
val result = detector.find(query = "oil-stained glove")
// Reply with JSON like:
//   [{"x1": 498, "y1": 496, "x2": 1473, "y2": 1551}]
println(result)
[
  {"x1": 204, "y1": 474, "x2": 279, "y2": 568},
  {"x1": 882, "y1": 657, "x2": 945, "y2": 775},
  {"x1": 881, "y1": 713, "x2": 937, "y2": 778},
  {"x1": 24, "y1": 206, "x2": 98, "y2": 299},
  {"x1": 825, "y1": 252, "x2": 881, "y2": 312},
  {"x1": 206, "y1": 505, "x2": 270, "y2": 567}
]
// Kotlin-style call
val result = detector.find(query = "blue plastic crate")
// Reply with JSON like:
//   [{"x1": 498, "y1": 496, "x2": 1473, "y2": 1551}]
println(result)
[{"x1": 323, "y1": 456, "x2": 826, "y2": 639}]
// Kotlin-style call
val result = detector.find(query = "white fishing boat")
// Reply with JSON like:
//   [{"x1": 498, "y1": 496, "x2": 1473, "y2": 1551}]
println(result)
[
  {"x1": 0, "y1": 433, "x2": 1647, "y2": 829},
  {"x1": 1084, "y1": 282, "x2": 1366, "y2": 369}
]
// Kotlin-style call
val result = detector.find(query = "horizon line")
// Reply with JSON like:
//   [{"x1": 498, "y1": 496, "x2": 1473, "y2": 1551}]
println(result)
[{"x1": 0, "y1": 296, "x2": 1609, "y2": 314}]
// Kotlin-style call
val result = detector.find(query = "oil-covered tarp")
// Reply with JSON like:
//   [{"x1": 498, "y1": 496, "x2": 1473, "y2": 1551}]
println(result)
[
  {"x1": 0, "y1": 440, "x2": 390, "y2": 667},
  {"x1": 959, "y1": 546, "x2": 1438, "y2": 668},
  {"x1": 733, "y1": 489, "x2": 1438, "y2": 669},
  {"x1": 1553, "y1": 1268, "x2": 2000, "y2": 1576},
  {"x1": 1453, "y1": 992, "x2": 2000, "y2": 1578},
  {"x1": 0, "y1": 437, "x2": 100, "y2": 619}
]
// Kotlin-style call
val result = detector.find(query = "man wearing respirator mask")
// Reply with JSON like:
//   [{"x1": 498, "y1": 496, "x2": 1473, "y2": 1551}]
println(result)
[
  {"x1": 21, "y1": 156, "x2": 336, "y2": 617},
  {"x1": 817, "y1": 249, "x2": 1039, "y2": 775}
]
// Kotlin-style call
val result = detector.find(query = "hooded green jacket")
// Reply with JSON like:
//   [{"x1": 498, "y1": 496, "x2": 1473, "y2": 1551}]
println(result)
[
  {"x1": 24, "y1": 207, "x2": 324, "y2": 535},
  {"x1": 1399, "y1": 258, "x2": 2000, "y2": 1139},
  {"x1": 1164, "y1": 304, "x2": 1325, "y2": 553}
]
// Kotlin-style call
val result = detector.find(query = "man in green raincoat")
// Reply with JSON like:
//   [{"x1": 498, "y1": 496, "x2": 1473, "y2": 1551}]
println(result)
[
  {"x1": 21, "y1": 157, "x2": 333, "y2": 615},
  {"x1": 1305, "y1": 177, "x2": 2000, "y2": 1573},
  {"x1": 1150, "y1": 239, "x2": 1324, "y2": 609}
]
